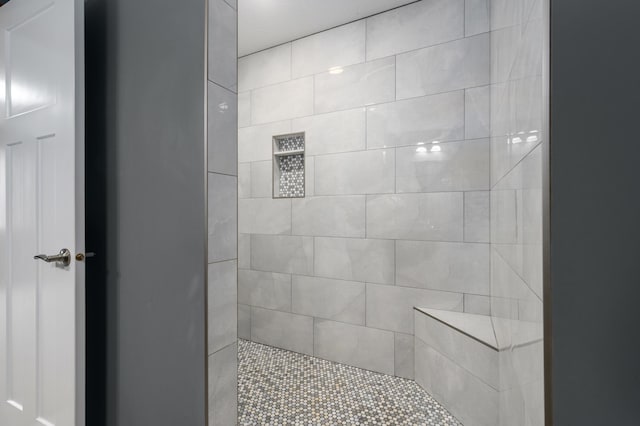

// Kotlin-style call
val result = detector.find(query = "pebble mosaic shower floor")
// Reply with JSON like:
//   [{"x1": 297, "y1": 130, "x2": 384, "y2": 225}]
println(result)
[{"x1": 238, "y1": 339, "x2": 462, "y2": 425}]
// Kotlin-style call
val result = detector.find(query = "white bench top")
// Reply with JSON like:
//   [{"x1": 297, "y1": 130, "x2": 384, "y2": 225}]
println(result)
[{"x1": 415, "y1": 308, "x2": 543, "y2": 351}]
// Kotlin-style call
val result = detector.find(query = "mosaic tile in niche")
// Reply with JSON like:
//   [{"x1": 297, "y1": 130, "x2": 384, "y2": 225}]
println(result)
[
  {"x1": 274, "y1": 133, "x2": 305, "y2": 198},
  {"x1": 277, "y1": 134, "x2": 304, "y2": 152},
  {"x1": 278, "y1": 154, "x2": 305, "y2": 197}
]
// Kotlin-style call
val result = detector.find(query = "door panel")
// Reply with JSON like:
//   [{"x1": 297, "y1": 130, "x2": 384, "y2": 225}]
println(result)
[{"x1": 0, "y1": 0, "x2": 84, "y2": 425}]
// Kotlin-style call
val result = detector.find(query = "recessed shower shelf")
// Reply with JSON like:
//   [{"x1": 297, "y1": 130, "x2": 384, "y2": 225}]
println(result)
[
  {"x1": 274, "y1": 149, "x2": 304, "y2": 157},
  {"x1": 273, "y1": 132, "x2": 306, "y2": 199}
]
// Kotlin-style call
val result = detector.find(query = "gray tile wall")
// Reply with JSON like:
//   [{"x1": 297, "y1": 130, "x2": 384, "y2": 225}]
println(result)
[
  {"x1": 238, "y1": 0, "x2": 491, "y2": 379},
  {"x1": 489, "y1": 0, "x2": 545, "y2": 424},
  {"x1": 207, "y1": 0, "x2": 238, "y2": 424}
]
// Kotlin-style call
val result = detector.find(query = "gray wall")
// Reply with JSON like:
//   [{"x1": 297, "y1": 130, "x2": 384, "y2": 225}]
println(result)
[
  {"x1": 237, "y1": 0, "x2": 491, "y2": 379},
  {"x1": 86, "y1": 0, "x2": 207, "y2": 424},
  {"x1": 549, "y1": 0, "x2": 640, "y2": 424},
  {"x1": 206, "y1": 0, "x2": 238, "y2": 424}
]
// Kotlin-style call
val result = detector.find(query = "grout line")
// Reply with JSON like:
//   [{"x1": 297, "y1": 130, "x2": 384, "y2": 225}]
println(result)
[
  {"x1": 364, "y1": 17, "x2": 368, "y2": 60},
  {"x1": 240, "y1": 136, "x2": 490, "y2": 168},
  {"x1": 248, "y1": 302, "x2": 413, "y2": 337},
  {"x1": 207, "y1": 340, "x2": 237, "y2": 358},
  {"x1": 241, "y1": 84, "x2": 490, "y2": 130},
  {"x1": 289, "y1": 43, "x2": 293, "y2": 80},
  {"x1": 462, "y1": 191, "x2": 467, "y2": 242},
  {"x1": 247, "y1": 231, "x2": 490, "y2": 244},
  {"x1": 393, "y1": 240, "x2": 397, "y2": 285},
  {"x1": 207, "y1": 78, "x2": 237, "y2": 95},
  {"x1": 364, "y1": 195, "x2": 368, "y2": 239},
  {"x1": 492, "y1": 246, "x2": 543, "y2": 303},
  {"x1": 238, "y1": 0, "x2": 422, "y2": 59},
  {"x1": 207, "y1": 170, "x2": 239, "y2": 178},
  {"x1": 312, "y1": 317, "x2": 316, "y2": 356},
  {"x1": 244, "y1": 263, "x2": 487, "y2": 299},
  {"x1": 490, "y1": 140, "x2": 544, "y2": 189},
  {"x1": 208, "y1": 258, "x2": 237, "y2": 265},
  {"x1": 463, "y1": 0, "x2": 466, "y2": 37},
  {"x1": 240, "y1": 32, "x2": 487, "y2": 95},
  {"x1": 364, "y1": 283, "x2": 368, "y2": 327}
]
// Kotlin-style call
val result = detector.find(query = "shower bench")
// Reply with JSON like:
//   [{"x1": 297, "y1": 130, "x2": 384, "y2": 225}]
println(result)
[
  {"x1": 413, "y1": 308, "x2": 544, "y2": 426},
  {"x1": 413, "y1": 308, "x2": 499, "y2": 426}
]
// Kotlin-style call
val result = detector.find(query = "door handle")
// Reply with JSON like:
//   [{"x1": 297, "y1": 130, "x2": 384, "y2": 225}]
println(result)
[{"x1": 34, "y1": 248, "x2": 71, "y2": 267}]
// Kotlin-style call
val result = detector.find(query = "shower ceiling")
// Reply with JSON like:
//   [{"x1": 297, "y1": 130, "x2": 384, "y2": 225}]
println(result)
[{"x1": 238, "y1": 0, "x2": 417, "y2": 56}]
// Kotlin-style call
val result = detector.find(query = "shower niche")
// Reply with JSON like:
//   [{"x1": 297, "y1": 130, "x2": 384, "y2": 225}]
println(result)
[{"x1": 272, "y1": 132, "x2": 305, "y2": 198}]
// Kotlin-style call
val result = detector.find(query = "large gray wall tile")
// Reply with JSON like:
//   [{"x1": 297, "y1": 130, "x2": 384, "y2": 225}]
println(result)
[
  {"x1": 251, "y1": 77, "x2": 314, "y2": 124},
  {"x1": 315, "y1": 150, "x2": 395, "y2": 195},
  {"x1": 208, "y1": 173, "x2": 237, "y2": 262},
  {"x1": 314, "y1": 319, "x2": 395, "y2": 375},
  {"x1": 238, "y1": 91, "x2": 251, "y2": 127},
  {"x1": 238, "y1": 304, "x2": 251, "y2": 340},
  {"x1": 396, "y1": 240, "x2": 490, "y2": 294},
  {"x1": 251, "y1": 307, "x2": 314, "y2": 355},
  {"x1": 414, "y1": 310, "x2": 498, "y2": 389},
  {"x1": 414, "y1": 340, "x2": 498, "y2": 426},
  {"x1": 208, "y1": 0, "x2": 237, "y2": 89},
  {"x1": 251, "y1": 234, "x2": 314, "y2": 275},
  {"x1": 238, "y1": 43, "x2": 291, "y2": 91},
  {"x1": 395, "y1": 333, "x2": 415, "y2": 379},
  {"x1": 249, "y1": 160, "x2": 272, "y2": 198},
  {"x1": 366, "y1": 0, "x2": 464, "y2": 60},
  {"x1": 292, "y1": 108, "x2": 366, "y2": 156},
  {"x1": 414, "y1": 338, "x2": 435, "y2": 394},
  {"x1": 464, "y1": 191, "x2": 490, "y2": 243},
  {"x1": 366, "y1": 284, "x2": 463, "y2": 334},
  {"x1": 464, "y1": 294, "x2": 491, "y2": 315},
  {"x1": 366, "y1": 193, "x2": 464, "y2": 241},
  {"x1": 314, "y1": 237, "x2": 394, "y2": 284},
  {"x1": 238, "y1": 120, "x2": 291, "y2": 163},
  {"x1": 238, "y1": 233, "x2": 250, "y2": 269},
  {"x1": 490, "y1": 0, "x2": 525, "y2": 31},
  {"x1": 367, "y1": 92, "x2": 465, "y2": 149},
  {"x1": 292, "y1": 20, "x2": 365, "y2": 78},
  {"x1": 305, "y1": 156, "x2": 315, "y2": 197},
  {"x1": 208, "y1": 344, "x2": 238, "y2": 426},
  {"x1": 292, "y1": 275, "x2": 365, "y2": 325},
  {"x1": 238, "y1": 163, "x2": 250, "y2": 198},
  {"x1": 208, "y1": 82, "x2": 238, "y2": 175},
  {"x1": 396, "y1": 34, "x2": 490, "y2": 99},
  {"x1": 292, "y1": 196, "x2": 365, "y2": 238},
  {"x1": 238, "y1": 269, "x2": 292, "y2": 311},
  {"x1": 395, "y1": 139, "x2": 490, "y2": 193},
  {"x1": 314, "y1": 57, "x2": 395, "y2": 114},
  {"x1": 208, "y1": 260, "x2": 238, "y2": 355},
  {"x1": 465, "y1": 85, "x2": 491, "y2": 139},
  {"x1": 465, "y1": 0, "x2": 490, "y2": 36},
  {"x1": 239, "y1": 198, "x2": 291, "y2": 235}
]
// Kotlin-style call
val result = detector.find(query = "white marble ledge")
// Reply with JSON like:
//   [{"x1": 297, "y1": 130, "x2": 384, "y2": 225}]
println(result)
[
  {"x1": 415, "y1": 307, "x2": 497, "y2": 350},
  {"x1": 415, "y1": 307, "x2": 543, "y2": 351}
]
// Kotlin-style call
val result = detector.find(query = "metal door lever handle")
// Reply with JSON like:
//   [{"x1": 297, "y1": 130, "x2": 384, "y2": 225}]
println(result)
[{"x1": 34, "y1": 248, "x2": 71, "y2": 267}]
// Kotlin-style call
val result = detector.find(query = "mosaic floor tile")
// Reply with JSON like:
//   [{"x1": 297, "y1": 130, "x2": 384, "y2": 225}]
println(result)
[{"x1": 238, "y1": 339, "x2": 462, "y2": 425}]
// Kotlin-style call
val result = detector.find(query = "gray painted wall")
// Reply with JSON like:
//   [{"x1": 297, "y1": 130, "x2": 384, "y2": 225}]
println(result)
[
  {"x1": 86, "y1": 0, "x2": 207, "y2": 425},
  {"x1": 550, "y1": 0, "x2": 640, "y2": 424}
]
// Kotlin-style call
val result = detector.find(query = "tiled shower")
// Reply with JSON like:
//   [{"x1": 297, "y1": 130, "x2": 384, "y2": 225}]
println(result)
[{"x1": 207, "y1": 0, "x2": 546, "y2": 424}]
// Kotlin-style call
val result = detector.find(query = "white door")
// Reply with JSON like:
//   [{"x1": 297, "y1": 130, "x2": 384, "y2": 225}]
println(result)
[{"x1": 0, "y1": 0, "x2": 84, "y2": 425}]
